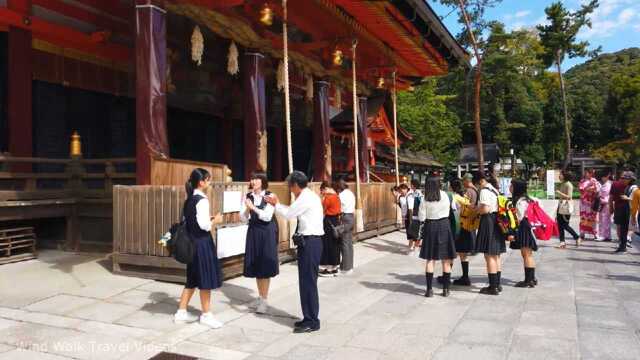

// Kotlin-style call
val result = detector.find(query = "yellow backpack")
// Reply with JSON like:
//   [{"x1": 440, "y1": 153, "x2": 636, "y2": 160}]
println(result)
[{"x1": 460, "y1": 189, "x2": 480, "y2": 231}]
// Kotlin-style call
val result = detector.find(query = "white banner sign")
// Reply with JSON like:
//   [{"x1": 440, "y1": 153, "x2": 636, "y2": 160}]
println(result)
[
  {"x1": 546, "y1": 170, "x2": 556, "y2": 198},
  {"x1": 216, "y1": 225, "x2": 247, "y2": 259}
]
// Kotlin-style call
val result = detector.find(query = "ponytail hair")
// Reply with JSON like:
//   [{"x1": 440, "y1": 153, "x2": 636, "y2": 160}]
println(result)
[
  {"x1": 511, "y1": 179, "x2": 529, "y2": 203},
  {"x1": 185, "y1": 168, "x2": 211, "y2": 199}
]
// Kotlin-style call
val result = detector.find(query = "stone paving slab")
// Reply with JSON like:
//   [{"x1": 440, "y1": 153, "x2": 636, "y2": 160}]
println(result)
[{"x1": 1, "y1": 223, "x2": 640, "y2": 359}]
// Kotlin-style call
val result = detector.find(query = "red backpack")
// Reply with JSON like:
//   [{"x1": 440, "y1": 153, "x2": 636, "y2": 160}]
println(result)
[{"x1": 525, "y1": 200, "x2": 559, "y2": 241}]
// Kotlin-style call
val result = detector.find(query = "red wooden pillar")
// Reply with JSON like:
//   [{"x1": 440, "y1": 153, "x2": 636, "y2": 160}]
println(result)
[
  {"x1": 242, "y1": 52, "x2": 267, "y2": 180},
  {"x1": 135, "y1": 0, "x2": 169, "y2": 185},
  {"x1": 7, "y1": 0, "x2": 32, "y2": 171},
  {"x1": 312, "y1": 80, "x2": 331, "y2": 182}
]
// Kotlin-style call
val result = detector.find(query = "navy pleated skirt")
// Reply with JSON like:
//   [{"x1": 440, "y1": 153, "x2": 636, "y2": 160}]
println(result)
[
  {"x1": 186, "y1": 234, "x2": 223, "y2": 290},
  {"x1": 510, "y1": 218, "x2": 538, "y2": 251},
  {"x1": 475, "y1": 213, "x2": 506, "y2": 255},
  {"x1": 243, "y1": 222, "x2": 279, "y2": 278},
  {"x1": 456, "y1": 228, "x2": 476, "y2": 253},
  {"x1": 420, "y1": 218, "x2": 457, "y2": 260}
]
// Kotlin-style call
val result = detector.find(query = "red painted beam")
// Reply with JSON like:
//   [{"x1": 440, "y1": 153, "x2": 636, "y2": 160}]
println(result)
[
  {"x1": 32, "y1": 0, "x2": 130, "y2": 35},
  {"x1": 8, "y1": 0, "x2": 31, "y2": 14},
  {"x1": 73, "y1": 0, "x2": 130, "y2": 20},
  {"x1": 0, "y1": 7, "x2": 131, "y2": 63},
  {"x1": 175, "y1": 0, "x2": 244, "y2": 8}
]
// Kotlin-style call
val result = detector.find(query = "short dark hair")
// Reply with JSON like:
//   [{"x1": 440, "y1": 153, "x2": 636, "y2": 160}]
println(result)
[
  {"x1": 398, "y1": 183, "x2": 409, "y2": 190},
  {"x1": 411, "y1": 179, "x2": 420, "y2": 189},
  {"x1": 320, "y1": 181, "x2": 332, "y2": 191},
  {"x1": 450, "y1": 179, "x2": 464, "y2": 196},
  {"x1": 562, "y1": 170, "x2": 574, "y2": 182},
  {"x1": 473, "y1": 171, "x2": 485, "y2": 185},
  {"x1": 250, "y1": 172, "x2": 269, "y2": 190},
  {"x1": 424, "y1": 176, "x2": 441, "y2": 202},
  {"x1": 511, "y1": 179, "x2": 529, "y2": 203},
  {"x1": 335, "y1": 178, "x2": 348, "y2": 192},
  {"x1": 488, "y1": 176, "x2": 499, "y2": 190},
  {"x1": 286, "y1": 171, "x2": 308, "y2": 189}
]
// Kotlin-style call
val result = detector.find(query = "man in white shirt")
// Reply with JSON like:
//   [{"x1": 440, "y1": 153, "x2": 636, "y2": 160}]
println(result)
[
  {"x1": 265, "y1": 171, "x2": 324, "y2": 333},
  {"x1": 336, "y1": 179, "x2": 355, "y2": 273}
]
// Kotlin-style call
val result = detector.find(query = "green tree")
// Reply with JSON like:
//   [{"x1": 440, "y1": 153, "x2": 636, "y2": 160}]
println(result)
[
  {"x1": 397, "y1": 79, "x2": 462, "y2": 165},
  {"x1": 594, "y1": 61, "x2": 640, "y2": 166},
  {"x1": 537, "y1": 0, "x2": 600, "y2": 169},
  {"x1": 439, "y1": 0, "x2": 502, "y2": 171}
]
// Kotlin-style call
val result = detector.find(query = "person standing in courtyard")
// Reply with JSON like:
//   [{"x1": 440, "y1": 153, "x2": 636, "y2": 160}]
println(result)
[
  {"x1": 174, "y1": 168, "x2": 224, "y2": 329},
  {"x1": 265, "y1": 171, "x2": 324, "y2": 333},
  {"x1": 610, "y1": 171, "x2": 635, "y2": 253},
  {"x1": 454, "y1": 173, "x2": 479, "y2": 286},
  {"x1": 336, "y1": 179, "x2": 355, "y2": 274},
  {"x1": 578, "y1": 169, "x2": 600, "y2": 244},
  {"x1": 556, "y1": 170, "x2": 580, "y2": 249},
  {"x1": 474, "y1": 172, "x2": 505, "y2": 295},
  {"x1": 597, "y1": 171, "x2": 613, "y2": 242},
  {"x1": 418, "y1": 176, "x2": 457, "y2": 297},
  {"x1": 241, "y1": 172, "x2": 279, "y2": 314},
  {"x1": 319, "y1": 181, "x2": 341, "y2": 277},
  {"x1": 509, "y1": 179, "x2": 538, "y2": 288}
]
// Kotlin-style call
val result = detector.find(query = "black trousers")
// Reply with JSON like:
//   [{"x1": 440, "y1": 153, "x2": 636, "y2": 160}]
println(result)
[
  {"x1": 615, "y1": 208, "x2": 630, "y2": 250},
  {"x1": 557, "y1": 214, "x2": 579, "y2": 243},
  {"x1": 297, "y1": 235, "x2": 322, "y2": 327}
]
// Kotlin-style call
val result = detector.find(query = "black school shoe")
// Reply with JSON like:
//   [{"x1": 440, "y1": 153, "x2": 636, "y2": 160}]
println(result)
[
  {"x1": 514, "y1": 280, "x2": 535, "y2": 288},
  {"x1": 294, "y1": 324, "x2": 320, "y2": 333},
  {"x1": 479, "y1": 286, "x2": 500, "y2": 295},
  {"x1": 452, "y1": 277, "x2": 471, "y2": 286}
]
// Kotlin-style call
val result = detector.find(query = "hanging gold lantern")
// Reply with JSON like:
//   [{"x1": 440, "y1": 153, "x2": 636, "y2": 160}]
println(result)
[
  {"x1": 70, "y1": 131, "x2": 82, "y2": 157},
  {"x1": 332, "y1": 49, "x2": 343, "y2": 66},
  {"x1": 377, "y1": 77, "x2": 385, "y2": 89},
  {"x1": 260, "y1": 3, "x2": 273, "y2": 26}
]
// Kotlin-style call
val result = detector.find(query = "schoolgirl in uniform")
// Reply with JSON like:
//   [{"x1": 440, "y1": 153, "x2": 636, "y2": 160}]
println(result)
[
  {"x1": 174, "y1": 168, "x2": 224, "y2": 328},
  {"x1": 475, "y1": 173, "x2": 506, "y2": 295},
  {"x1": 418, "y1": 176, "x2": 457, "y2": 297},
  {"x1": 509, "y1": 180, "x2": 538, "y2": 288},
  {"x1": 241, "y1": 172, "x2": 279, "y2": 314}
]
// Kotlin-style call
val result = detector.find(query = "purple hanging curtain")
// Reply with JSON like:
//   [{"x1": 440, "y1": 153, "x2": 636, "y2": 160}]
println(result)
[
  {"x1": 135, "y1": 1, "x2": 169, "y2": 184},
  {"x1": 358, "y1": 97, "x2": 369, "y2": 183},
  {"x1": 242, "y1": 52, "x2": 267, "y2": 180},
  {"x1": 313, "y1": 80, "x2": 331, "y2": 181}
]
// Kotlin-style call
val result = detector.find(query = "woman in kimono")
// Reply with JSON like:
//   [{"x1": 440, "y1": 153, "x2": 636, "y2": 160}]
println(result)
[
  {"x1": 579, "y1": 169, "x2": 601, "y2": 244},
  {"x1": 598, "y1": 171, "x2": 613, "y2": 242}
]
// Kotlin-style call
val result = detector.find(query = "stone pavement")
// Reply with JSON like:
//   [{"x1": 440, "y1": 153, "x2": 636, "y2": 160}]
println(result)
[{"x1": 1, "y1": 229, "x2": 640, "y2": 360}]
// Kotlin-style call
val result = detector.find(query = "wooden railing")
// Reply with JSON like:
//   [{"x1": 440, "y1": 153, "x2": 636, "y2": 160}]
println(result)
[
  {"x1": 0, "y1": 155, "x2": 136, "y2": 201},
  {"x1": 112, "y1": 182, "x2": 399, "y2": 282}
]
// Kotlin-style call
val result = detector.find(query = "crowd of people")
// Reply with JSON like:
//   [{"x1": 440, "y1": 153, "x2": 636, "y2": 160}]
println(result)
[
  {"x1": 169, "y1": 166, "x2": 639, "y2": 332},
  {"x1": 395, "y1": 168, "x2": 639, "y2": 298}
]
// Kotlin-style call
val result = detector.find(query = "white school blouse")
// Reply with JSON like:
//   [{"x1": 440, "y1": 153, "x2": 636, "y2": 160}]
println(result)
[
  {"x1": 274, "y1": 188, "x2": 324, "y2": 236},
  {"x1": 418, "y1": 191, "x2": 455, "y2": 221},
  {"x1": 239, "y1": 190, "x2": 275, "y2": 222}
]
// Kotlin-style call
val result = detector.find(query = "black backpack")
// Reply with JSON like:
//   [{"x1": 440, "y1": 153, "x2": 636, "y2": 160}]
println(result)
[{"x1": 168, "y1": 221, "x2": 194, "y2": 265}]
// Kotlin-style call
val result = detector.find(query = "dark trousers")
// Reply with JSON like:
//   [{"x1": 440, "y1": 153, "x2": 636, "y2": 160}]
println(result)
[
  {"x1": 340, "y1": 213, "x2": 355, "y2": 271},
  {"x1": 615, "y1": 207, "x2": 631, "y2": 250},
  {"x1": 557, "y1": 214, "x2": 579, "y2": 243},
  {"x1": 297, "y1": 235, "x2": 322, "y2": 327}
]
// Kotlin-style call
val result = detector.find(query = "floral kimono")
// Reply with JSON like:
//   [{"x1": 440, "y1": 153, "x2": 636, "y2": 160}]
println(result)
[
  {"x1": 598, "y1": 180, "x2": 612, "y2": 240},
  {"x1": 579, "y1": 178, "x2": 601, "y2": 236}
]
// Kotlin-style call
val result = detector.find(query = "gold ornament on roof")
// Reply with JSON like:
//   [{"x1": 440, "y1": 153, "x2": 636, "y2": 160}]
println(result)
[
  {"x1": 260, "y1": 3, "x2": 273, "y2": 26},
  {"x1": 377, "y1": 77, "x2": 385, "y2": 89},
  {"x1": 332, "y1": 49, "x2": 343, "y2": 66}
]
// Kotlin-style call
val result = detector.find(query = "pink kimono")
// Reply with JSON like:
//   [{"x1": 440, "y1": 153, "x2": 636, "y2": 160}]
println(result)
[
  {"x1": 598, "y1": 180, "x2": 612, "y2": 240},
  {"x1": 579, "y1": 178, "x2": 600, "y2": 236}
]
